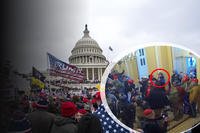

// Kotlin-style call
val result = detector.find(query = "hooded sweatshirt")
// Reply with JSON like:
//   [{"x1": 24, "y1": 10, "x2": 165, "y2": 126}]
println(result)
[{"x1": 50, "y1": 116, "x2": 77, "y2": 133}]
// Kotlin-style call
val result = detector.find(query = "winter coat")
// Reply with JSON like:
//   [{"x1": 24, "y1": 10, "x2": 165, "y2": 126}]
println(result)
[
  {"x1": 146, "y1": 88, "x2": 170, "y2": 109},
  {"x1": 142, "y1": 118, "x2": 167, "y2": 133},
  {"x1": 77, "y1": 113, "x2": 102, "y2": 133},
  {"x1": 50, "y1": 116, "x2": 77, "y2": 133},
  {"x1": 27, "y1": 110, "x2": 55, "y2": 133},
  {"x1": 121, "y1": 103, "x2": 136, "y2": 129}
]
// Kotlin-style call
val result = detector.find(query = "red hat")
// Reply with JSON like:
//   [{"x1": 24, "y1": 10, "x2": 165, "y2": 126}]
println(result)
[
  {"x1": 191, "y1": 78, "x2": 198, "y2": 83},
  {"x1": 78, "y1": 109, "x2": 87, "y2": 115},
  {"x1": 143, "y1": 109, "x2": 155, "y2": 119},
  {"x1": 182, "y1": 75, "x2": 189, "y2": 82},
  {"x1": 91, "y1": 98, "x2": 97, "y2": 104},
  {"x1": 83, "y1": 97, "x2": 90, "y2": 103},
  {"x1": 61, "y1": 102, "x2": 77, "y2": 117},
  {"x1": 128, "y1": 79, "x2": 134, "y2": 84},
  {"x1": 94, "y1": 91, "x2": 101, "y2": 100}
]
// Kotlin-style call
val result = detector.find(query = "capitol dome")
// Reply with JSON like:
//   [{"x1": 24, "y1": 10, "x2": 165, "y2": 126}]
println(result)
[
  {"x1": 69, "y1": 24, "x2": 107, "y2": 65},
  {"x1": 69, "y1": 24, "x2": 108, "y2": 81}
]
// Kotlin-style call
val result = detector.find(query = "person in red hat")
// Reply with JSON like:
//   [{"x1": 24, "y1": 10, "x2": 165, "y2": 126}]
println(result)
[
  {"x1": 50, "y1": 101, "x2": 78, "y2": 133},
  {"x1": 91, "y1": 91, "x2": 102, "y2": 113},
  {"x1": 75, "y1": 109, "x2": 87, "y2": 122},
  {"x1": 142, "y1": 108, "x2": 168, "y2": 133},
  {"x1": 124, "y1": 79, "x2": 136, "y2": 102},
  {"x1": 143, "y1": 109, "x2": 155, "y2": 119},
  {"x1": 182, "y1": 74, "x2": 189, "y2": 83}
]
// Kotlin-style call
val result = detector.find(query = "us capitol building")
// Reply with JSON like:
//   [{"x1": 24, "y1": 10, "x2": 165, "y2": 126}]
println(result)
[{"x1": 67, "y1": 25, "x2": 108, "y2": 89}]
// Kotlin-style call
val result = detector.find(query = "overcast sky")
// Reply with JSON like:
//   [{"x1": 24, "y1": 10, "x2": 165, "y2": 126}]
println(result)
[{"x1": 6, "y1": 0, "x2": 200, "y2": 73}]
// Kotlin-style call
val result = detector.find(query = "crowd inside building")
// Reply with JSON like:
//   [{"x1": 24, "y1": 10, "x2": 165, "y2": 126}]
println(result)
[{"x1": 105, "y1": 69, "x2": 199, "y2": 132}]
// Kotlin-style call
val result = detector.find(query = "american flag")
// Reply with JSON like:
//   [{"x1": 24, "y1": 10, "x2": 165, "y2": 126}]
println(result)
[
  {"x1": 47, "y1": 53, "x2": 84, "y2": 82},
  {"x1": 94, "y1": 104, "x2": 131, "y2": 133}
]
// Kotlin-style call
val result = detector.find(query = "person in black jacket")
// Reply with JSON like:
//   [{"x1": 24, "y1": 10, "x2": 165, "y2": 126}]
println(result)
[
  {"x1": 124, "y1": 79, "x2": 135, "y2": 103},
  {"x1": 142, "y1": 109, "x2": 168, "y2": 133},
  {"x1": 139, "y1": 77, "x2": 149, "y2": 98},
  {"x1": 145, "y1": 81, "x2": 170, "y2": 118},
  {"x1": 121, "y1": 102, "x2": 136, "y2": 129},
  {"x1": 77, "y1": 113, "x2": 103, "y2": 133}
]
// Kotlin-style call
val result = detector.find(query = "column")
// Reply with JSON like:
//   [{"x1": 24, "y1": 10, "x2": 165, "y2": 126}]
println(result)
[
  {"x1": 86, "y1": 68, "x2": 89, "y2": 80},
  {"x1": 92, "y1": 68, "x2": 94, "y2": 81},
  {"x1": 98, "y1": 68, "x2": 101, "y2": 81},
  {"x1": 86, "y1": 56, "x2": 87, "y2": 63},
  {"x1": 100, "y1": 68, "x2": 102, "y2": 79},
  {"x1": 155, "y1": 46, "x2": 160, "y2": 68}
]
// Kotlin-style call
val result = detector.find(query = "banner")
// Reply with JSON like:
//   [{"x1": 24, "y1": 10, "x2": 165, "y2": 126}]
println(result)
[
  {"x1": 31, "y1": 67, "x2": 46, "y2": 89},
  {"x1": 47, "y1": 53, "x2": 84, "y2": 82}
]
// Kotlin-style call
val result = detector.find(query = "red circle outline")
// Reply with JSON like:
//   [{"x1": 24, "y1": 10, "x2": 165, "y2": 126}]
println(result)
[{"x1": 149, "y1": 68, "x2": 170, "y2": 88}]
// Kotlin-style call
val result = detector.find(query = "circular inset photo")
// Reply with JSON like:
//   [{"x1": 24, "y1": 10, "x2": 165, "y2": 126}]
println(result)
[{"x1": 101, "y1": 44, "x2": 200, "y2": 133}]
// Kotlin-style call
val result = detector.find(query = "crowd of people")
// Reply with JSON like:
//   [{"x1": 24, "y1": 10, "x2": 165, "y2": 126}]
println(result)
[
  {"x1": 105, "y1": 69, "x2": 199, "y2": 133},
  {"x1": 1, "y1": 87, "x2": 105, "y2": 133},
  {"x1": 1, "y1": 68, "x2": 199, "y2": 133}
]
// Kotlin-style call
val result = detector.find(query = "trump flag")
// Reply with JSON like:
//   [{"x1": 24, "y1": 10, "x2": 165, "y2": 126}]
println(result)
[{"x1": 47, "y1": 53, "x2": 84, "y2": 82}]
